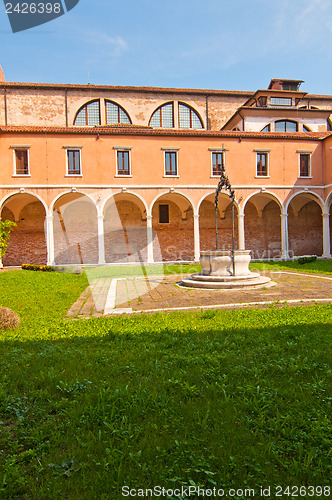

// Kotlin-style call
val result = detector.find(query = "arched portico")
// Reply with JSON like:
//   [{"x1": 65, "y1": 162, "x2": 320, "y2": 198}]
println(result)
[
  {"x1": 53, "y1": 192, "x2": 98, "y2": 265},
  {"x1": 244, "y1": 192, "x2": 282, "y2": 260},
  {"x1": 287, "y1": 192, "x2": 324, "y2": 257},
  {"x1": 198, "y1": 193, "x2": 238, "y2": 252},
  {"x1": 0, "y1": 192, "x2": 47, "y2": 266},
  {"x1": 103, "y1": 192, "x2": 149, "y2": 263},
  {"x1": 151, "y1": 192, "x2": 195, "y2": 261}
]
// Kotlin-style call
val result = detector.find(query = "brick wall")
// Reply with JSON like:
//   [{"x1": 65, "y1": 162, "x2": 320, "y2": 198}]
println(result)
[
  {"x1": 2, "y1": 202, "x2": 47, "y2": 265},
  {"x1": 104, "y1": 200, "x2": 148, "y2": 263},
  {"x1": 199, "y1": 200, "x2": 238, "y2": 252},
  {"x1": 288, "y1": 201, "x2": 323, "y2": 256},
  {"x1": 152, "y1": 201, "x2": 194, "y2": 261},
  {"x1": 54, "y1": 200, "x2": 98, "y2": 265},
  {"x1": 244, "y1": 201, "x2": 282, "y2": 259}
]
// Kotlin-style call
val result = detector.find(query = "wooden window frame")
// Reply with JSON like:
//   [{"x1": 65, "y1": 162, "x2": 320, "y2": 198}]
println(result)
[
  {"x1": 64, "y1": 147, "x2": 82, "y2": 176},
  {"x1": 298, "y1": 152, "x2": 312, "y2": 178},
  {"x1": 256, "y1": 151, "x2": 269, "y2": 177},
  {"x1": 164, "y1": 150, "x2": 178, "y2": 176},
  {"x1": 159, "y1": 204, "x2": 170, "y2": 224},
  {"x1": 13, "y1": 148, "x2": 30, "y2": 176},
  {"x1": 116, "y1": 149, "x2": 131, "y2": 176}
]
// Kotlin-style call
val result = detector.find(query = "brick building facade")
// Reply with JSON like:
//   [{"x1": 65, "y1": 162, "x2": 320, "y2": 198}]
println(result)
[{"x1": 0, "y1": 72, "x2": 332, "y2": 266}]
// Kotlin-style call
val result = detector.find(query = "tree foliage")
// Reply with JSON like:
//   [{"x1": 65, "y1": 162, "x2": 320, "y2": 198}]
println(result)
[{"x1": 0, "y1": 220, "x2": 16, "y2": 259}]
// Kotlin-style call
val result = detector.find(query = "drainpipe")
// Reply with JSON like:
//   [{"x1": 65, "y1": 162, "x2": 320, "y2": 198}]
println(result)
[
  {"x1": 206, "y1": 94, "x2": 209, "y2": 130},
  {"x1": 4, "y1": 86, "x2": 7, "y2": 126},
  {"x1": 65, "y1": 88, "x2": 68, "y2": 127}
]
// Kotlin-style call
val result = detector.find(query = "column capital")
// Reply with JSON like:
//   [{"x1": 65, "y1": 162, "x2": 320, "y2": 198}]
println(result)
[
  {"x1": 281, "y1": 213, "x2": 288, "y2": 219},
  {"x1": 193, "y1": 213, "x2": 200, "y2": 220},
  {"x1": 322, "y1": 212, "x2": 330, "y2": 219},
  {"x1": 146, "y1": 215, "x2": 152, "y2": 221}
]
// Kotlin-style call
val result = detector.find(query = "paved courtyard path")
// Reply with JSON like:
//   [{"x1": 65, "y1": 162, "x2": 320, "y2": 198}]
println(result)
[{"x1": 66, "y1": 270, "x2": 332, "y2": 318}]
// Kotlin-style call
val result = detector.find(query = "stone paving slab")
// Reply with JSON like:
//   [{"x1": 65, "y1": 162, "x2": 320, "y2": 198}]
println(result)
[{"x1": 66, "y1": 271, "x2": 332, "y2": 318}]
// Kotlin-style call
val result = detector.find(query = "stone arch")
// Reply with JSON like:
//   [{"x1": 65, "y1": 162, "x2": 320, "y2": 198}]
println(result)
[
  {"x1": 326, "y1": 191, "x2": 332, "y2": 257},
  {"x1": 244, "y1": 192, "x2": 282, "y2": 260},
  {"x1": 287, "y1": 192, "x2": 323, "y2": 256},
  {"x1": 198, "y1": 192, "x2": 239, "y2": 252},
  {"x1": 0, "y1": 192, "x2": 47, "y2": 265},
  {"x1": 103, "y1": 192, "x2": 148, "y2": 263},
  {"x1": 53, "y1": 192, "x2": 98, "y2": 264},
  {"x1": 151, "y1": 192, "x2": 195, "y2": 261}
]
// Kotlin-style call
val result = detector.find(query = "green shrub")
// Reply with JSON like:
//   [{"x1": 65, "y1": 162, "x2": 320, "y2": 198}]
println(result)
[
  {"x1": 297, "y1": 256, "x2": 317, "y2": 265},
  {"x1": 0, "y1": 307, "x2": 20, "y2": 330},
  {"x1": 21, "y1": 264, "x2": 54, "y2": 272}
]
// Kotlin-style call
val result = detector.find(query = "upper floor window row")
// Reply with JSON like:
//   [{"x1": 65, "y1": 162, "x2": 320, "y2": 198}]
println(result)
[
  {"x1": 149, "y1": 102, "x2": 204, "y2": 129},
  {"x1": 74, "y1": 100, "x2": 131, "y2": 126},
  {"x1": 261, "y1": 120, "x2": 311, "y2": 133},
  {"x1": 74, "y1": 100, "x2": 204, "y2": 129},
  {"x1": 256, "y1": 96, "x2": 297, "y2": 107}
]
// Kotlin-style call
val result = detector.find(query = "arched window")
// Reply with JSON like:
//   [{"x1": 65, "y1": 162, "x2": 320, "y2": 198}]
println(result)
[
  {"x1": 261, "y1": 124, "x2": 271, "y2": 132},
  {"x1": 74, "y1": 100, "x2": 101, "y2": 126},
  {"x1": 105, "y1": 100, "x2": 131, "y2": 125},
  {"x1": 275, "y1": 120, "x2": 298, "y2": 132},
  {"x1": 149, "y1": 103, "x2": 174, "y2": 128},
  {"x1": 179, "y1": 103, "x2": 203, "y2": 129}
]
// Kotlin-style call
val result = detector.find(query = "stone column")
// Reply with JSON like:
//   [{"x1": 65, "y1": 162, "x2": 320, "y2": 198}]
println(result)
[
  {"x1": 97, "y1": 214, "x2": 106, "y2": 265},
  {"x1": 194, "y1": 213, "x2": 200, "y2": 262},
  {"x1": 238, "y1": 213, "x2": 245, "y2": 250},
  {"x1": 322, "y1": 212, "x2": 331, "y2": 258},
  {"x1": 46, "y1": 214, "x2": 55, "y2": 265},
  {"x1": 146, "y1": 215, "x2": 154, "y2": 263},
  {"x1": 281, "y1": 213, "x2": 289, "y2": 260}
]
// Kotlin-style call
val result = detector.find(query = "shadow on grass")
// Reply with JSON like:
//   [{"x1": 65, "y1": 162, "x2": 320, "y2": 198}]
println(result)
[{"x1": 0, "y1": 307, "x2": 331, "y2": 499}]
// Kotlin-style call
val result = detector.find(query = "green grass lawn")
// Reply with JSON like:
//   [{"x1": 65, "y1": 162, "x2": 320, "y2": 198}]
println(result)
[{"x1": 0, "y1": 267, "x2": 331, "y2": 499}]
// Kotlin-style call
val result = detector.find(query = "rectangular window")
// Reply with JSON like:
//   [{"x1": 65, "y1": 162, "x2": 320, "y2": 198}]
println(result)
[
  {"x1": 159, "y1": 205, "x2": 169, "y2": 223},
  {"x1": 257, "y1": 96, "x2": 267, "y2": 107},
  {"x1": 256, "y1": 152, "x2": 268, "y2": 176},
  {"x1": 165, "y1": 151, "x2": 177, "y2": 176},
  {"x1": 15, "y1": 149, "x2": 29, "y2": 175},
  {"x1": 212, "y1": 151, "x2": 223, "y2": 176},
  {"x1": 270, "y1": 97, "x2": 292, "y2": 106},
  {"x1": 67, "y1": 149, "x2": 81, "y2": 175},
  {"x1": 299, "y1": 153, "x2": 311, "y2": 177},
  {"x1": 117, "y1": 150, "x2": 130, "y2": 175}
]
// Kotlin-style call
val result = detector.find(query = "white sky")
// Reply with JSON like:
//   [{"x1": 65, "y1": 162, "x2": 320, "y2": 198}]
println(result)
[{"x1": 0, "y1": 0, "x2": 332, "y2": 94}]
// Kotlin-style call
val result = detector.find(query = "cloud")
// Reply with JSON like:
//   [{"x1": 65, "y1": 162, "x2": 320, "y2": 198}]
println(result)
[{"x1": 85, "y1": 32, "x2": 128, "y2": 58}]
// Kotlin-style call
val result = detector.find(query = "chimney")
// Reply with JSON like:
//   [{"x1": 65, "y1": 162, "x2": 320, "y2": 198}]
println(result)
[{"x1": 0, "y1": 66, "x2": 5, "y2": 82}]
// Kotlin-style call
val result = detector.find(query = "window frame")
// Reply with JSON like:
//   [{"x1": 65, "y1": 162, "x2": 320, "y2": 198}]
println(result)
[
  {"x1": 298, "y1": 151, "x2": 312, "y2": 178},
  {"x1": 12, "y1": 146, "x2": 30, "y2": 177},
  {"x1": 159, "y1": 204, "x2": 170, "y2": 224},
  {"x1": 115, "y1": 148, "x2": 131, "y2": 177},
  {"x1": 211, "y1": 150, "x2": 224, "y2": 177},
  {"x1": 270, "y1": 97, "x2": 293, "y2": 107},
  {"x1": 64, "y1": 147, "x2": 83, "y2": 177},
  {"x1": 105, "y1": 100, "x2": 132, "y2": 125},
  {"x1": 149, "y1": 102, "x2": 174, "y2": 128},
  {"x1": 74, "y1": 100, "x2": 101, "y2": 126},
  {"x1": 178, "y1": 102, "x2": 203, "y2": 129},
  {"x1": 255, "y1": 150, "x2": 270, "y2": 177},
  {"x1": 164, "y1": 149, "x2": 178, "y2": 176},
  {"x1": 275, "y1": 120, "x2": 298, "y2": 132}
]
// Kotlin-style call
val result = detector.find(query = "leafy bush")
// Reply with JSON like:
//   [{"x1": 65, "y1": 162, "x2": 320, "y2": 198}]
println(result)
[
  {"x1": 0, "y1": 307, "x2": 20, "y2": 330},
  {"x1": 0, "y1": 220, "x2": 16, "y2": 260},
  {"x1": 21, "y1": 264, "x2": 54, "y2": 272},
  {"x1": 298, "y1": 256, "x2": 317, "y2": 265}
]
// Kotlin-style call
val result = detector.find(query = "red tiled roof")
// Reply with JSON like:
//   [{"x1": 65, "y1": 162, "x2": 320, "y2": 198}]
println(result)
[
  {"x1": 0, "y1": 125, "x2": 330, "y2": 141},
  {"x1": 0, "y1": 81, "x2": 253, "y2": 97}
]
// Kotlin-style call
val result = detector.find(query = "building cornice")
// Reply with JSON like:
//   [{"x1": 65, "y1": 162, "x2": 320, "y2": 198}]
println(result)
[{"x1": 0, "y1": 125, "x2": 330, "y2": 141}]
